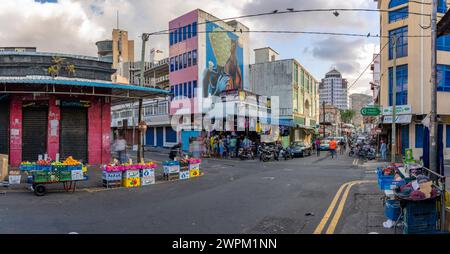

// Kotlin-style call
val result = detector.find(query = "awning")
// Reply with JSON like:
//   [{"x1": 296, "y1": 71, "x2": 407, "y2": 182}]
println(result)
[{"x1": 0, "y1": 76, "x2": 171, "y2": 105}]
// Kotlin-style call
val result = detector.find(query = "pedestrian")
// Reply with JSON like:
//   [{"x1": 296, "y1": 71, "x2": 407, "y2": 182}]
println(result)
[
  {"x1": 113, "y1": 133, "x2": 127, "y2": 164},
  {"x1": 219, "y1": 139, "x2": 225, "y2": 159},
  {"x1": 315, "y1": 138, "x2": 321, "y2": 157},
  {"x1": 339, "y1": 139, "x2": 345, "y2": 155},
  {"x1": 229, "y1": 135, "x2": 237, "y2": 158},
  {"x1": 380, "y1": 140, "x2": 387, "y2": 161},
  {"x1": 329, "y1": 138, "x2": 337, "y2": 159}
]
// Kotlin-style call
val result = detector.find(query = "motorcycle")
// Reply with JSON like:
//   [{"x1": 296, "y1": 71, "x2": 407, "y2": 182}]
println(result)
[
  {"x1": 259, "y1": 145, "x2": 279, "y2": 162},
  {"x1": 279, "y1": 147, "x2": 294, "y2": 160},
  {"x1": 238, "y1": 147, "x2": 255, "y2": 160}
]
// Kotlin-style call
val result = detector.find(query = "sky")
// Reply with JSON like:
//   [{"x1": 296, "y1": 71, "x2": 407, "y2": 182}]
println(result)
[{"x1": 1, "y1": 0, "x2": 380, "y2": 95}]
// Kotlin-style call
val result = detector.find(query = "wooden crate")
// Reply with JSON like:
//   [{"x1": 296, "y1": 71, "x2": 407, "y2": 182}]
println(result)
[{"x1": 0, "y1": 154, "x2": 8, "y2": 182}]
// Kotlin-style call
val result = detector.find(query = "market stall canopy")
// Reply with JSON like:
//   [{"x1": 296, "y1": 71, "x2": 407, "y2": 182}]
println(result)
[
  {"x1": 437, "y1": 10, "x2": 450, "y2": 37},
  {"x1": 0, "y1": 76, "x2": 171, "y2": 105}
]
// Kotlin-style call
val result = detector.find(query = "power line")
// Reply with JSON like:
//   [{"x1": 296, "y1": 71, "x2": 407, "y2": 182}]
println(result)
[
  {"x1": 147, "y1": 8, "x2": 432, "y2": 36},
  {"x1": 347, "y1": 40, "x2": 391, "y2": 91},
  {"x1": 152, "y1": 29, "x2": 431, "y2": 39}
]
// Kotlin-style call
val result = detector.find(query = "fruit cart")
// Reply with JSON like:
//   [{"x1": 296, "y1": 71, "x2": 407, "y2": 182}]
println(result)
[{"x1": 31, "y1": 170, "x2": 87, "y2": 196}]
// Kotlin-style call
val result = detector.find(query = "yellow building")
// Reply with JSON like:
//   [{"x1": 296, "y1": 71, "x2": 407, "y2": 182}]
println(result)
[{"x1": 377, "y1": 0, "x2": 450, "y2": 160}]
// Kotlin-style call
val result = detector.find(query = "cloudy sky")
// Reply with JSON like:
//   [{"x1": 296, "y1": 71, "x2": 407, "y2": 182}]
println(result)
[{"x1": 1, "y1": 0, "x2": 380, "y2": 95}]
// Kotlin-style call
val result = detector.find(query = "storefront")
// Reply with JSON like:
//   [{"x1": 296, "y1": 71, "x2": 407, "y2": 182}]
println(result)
[{"x1": 0, "y1": 51, "x2": 169, "y2": 167}]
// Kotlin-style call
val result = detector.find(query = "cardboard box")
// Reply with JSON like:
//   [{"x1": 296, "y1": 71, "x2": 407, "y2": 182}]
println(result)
[
  {"x1": 123, "y1": 177, "x2": 140, "y2": 188},
  {"x1": 445, "y1": 208, "x2": 450, "y2": 232},
  {"x1": 189, "y1": 163, "x2": 200, "y2": 171},
  {"x1": 180, "y1": 170, "x2": 190, "y2": 180},
  {"x1": 0, "y1": 154, "x2": 8, "y2": 182},
  {"x1": 164, "y1": 164, "x2": 180, "y2": 174},
  {"x1": 189, "y1": 169, "x2": 200, "y2": 178},
  {"x1": 141, "y1": 169, "x2": 155, "y2": 186},
  {"x1": 102, "y1": 171, "x2": 122, "y2": 181},
  {"x1": 123, "y1": 170, "x2": 140, "y2": 178},
  {"x1": 9, "y1": 175, "x2": 21, "y2": 185}
]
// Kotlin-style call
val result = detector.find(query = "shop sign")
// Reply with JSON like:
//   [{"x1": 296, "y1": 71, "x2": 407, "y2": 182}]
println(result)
[
  {"x1": 60, "y1": 100, "x2": 91, "y2": 108},
  {"x1": 383, "y1": 115, "x2": 412, "y2": 124},
  {"x1": 382, "y1": 105, "x2": 412, "y2": 116}
]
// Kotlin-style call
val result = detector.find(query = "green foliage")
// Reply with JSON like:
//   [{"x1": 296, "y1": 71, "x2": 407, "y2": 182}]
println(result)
[{"x1": 340, "y1": 109, "x2": 356, "y2": 123}]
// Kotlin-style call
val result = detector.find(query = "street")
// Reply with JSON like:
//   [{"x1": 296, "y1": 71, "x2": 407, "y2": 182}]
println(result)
[{"x1": 0, "y1": 151, "x2": 393, "y2": 234}]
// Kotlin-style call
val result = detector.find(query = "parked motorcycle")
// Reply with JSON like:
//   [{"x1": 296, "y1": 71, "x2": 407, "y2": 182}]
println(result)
[
  {"x1": 259, "y1": 145, "x2": 279, "y2": 162},
  {"x1": 279, "y1": 147, "x2": 294, "y2": 160},
  {"x1": 238, "y1": 147, "x2": 255, "y2": 160}
]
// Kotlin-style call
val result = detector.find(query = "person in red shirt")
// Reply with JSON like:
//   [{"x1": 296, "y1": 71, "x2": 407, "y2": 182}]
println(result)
[{"x1": 329, "y1": 139, "x2": 337, "y2": 159}]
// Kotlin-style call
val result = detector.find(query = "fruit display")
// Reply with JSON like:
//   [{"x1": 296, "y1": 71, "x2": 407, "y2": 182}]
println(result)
[
  {"x1": 63, "y1": 156, "x2": 81, "y2": 166},
  {"x1": 103, "y1": 161, "x2": 158, "y2": 172},
  {"x1": 37, "y1": 160, "x2": 51, "y2": 166},
  {"x1": 20, "y1": 161, "x2": 36, "y2": 171}
]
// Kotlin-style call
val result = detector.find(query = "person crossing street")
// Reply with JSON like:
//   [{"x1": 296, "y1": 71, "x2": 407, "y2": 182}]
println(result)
[{"x1": 329, "y1": 138, "x2": 337, "y2": 159}]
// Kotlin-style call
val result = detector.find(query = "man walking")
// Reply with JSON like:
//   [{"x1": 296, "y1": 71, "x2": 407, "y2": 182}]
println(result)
[
  {"x1": 329, "y1": 138, "x2": 337, "y2": 159},
  {"x1": 380, "y1": 140, "x2": 387, "y2": 161},
  {"x1": 315, "y1": 138, "x2": 321, "y2": 157}
]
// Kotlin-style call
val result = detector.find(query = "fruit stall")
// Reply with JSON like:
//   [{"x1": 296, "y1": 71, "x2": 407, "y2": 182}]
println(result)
[
  {"x1": 20, "y1": 156, "x2": 88, "y2": 196},
  {"x1": 377, "y1": 162, "x2": 449, "y2": 234}
]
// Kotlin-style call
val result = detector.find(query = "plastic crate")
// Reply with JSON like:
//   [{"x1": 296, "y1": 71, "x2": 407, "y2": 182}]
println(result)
[
  {"x1": 58, "y1": 171, "x2": 72, "y2": 181},
  {"x1": 53, "y1": 165, "x2": 68, "y2": 171},
  {"x1": 66, "y1": 165, "x2": 82, "y2": 171},
  {"x1": 20, "y1": 164, "x2": 36, "y2": 171},
  {"x1": 385, "y1": 199, "x2": 401, "y2": 221},
  {"x1": 32, "y1": 171, "x2": 54, "y2": 183},
  {"x1": 403, "y1": 199, "x2": 438, "y2": 234},
  {"x1": 35, "y1": 165, "x2": 52, "y2": 171}
]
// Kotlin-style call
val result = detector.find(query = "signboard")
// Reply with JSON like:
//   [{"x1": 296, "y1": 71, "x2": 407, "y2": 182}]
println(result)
[
  {"x1": 361, "y1": 107, "x2": 381, "y2": 116},
  {"x1": 382, "y1": 105, "x2": 412, "y2": 116},
  {"x1": 60, "y1": 100, "x2": 91, "y2": 108},
  {"x1": 383, "y1": 115, "x2": 412, "y2": 124}
]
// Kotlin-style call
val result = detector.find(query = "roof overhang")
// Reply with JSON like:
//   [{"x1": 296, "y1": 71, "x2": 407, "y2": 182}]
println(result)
[
  {"x1": 438, "y1": 10, "x2": 450, "y2": 37},
  {"x1": 0, "y1": 76, "x2": 171, "y2": 105}
]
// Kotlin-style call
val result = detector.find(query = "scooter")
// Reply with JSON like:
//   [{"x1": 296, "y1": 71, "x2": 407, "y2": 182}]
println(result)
[
  {"x1": 238, "y1": 147, "x2": 255, "y2": 160},
  {"x1": 279, "y1": 147, "x2": 294, "y2": 160},
  {"x1": 259, "y1": 145, "x2": 279, "y2": 162}
]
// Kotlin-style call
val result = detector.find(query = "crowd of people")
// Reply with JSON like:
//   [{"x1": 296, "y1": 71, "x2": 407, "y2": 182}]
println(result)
[{"x1": 200, "y1": 134, "x2": 255, "y2": 159}]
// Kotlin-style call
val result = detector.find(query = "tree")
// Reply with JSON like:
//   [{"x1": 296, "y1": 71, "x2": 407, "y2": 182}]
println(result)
[{"x1": 340, "y1": 109, "x2": 356, "y2": 124}]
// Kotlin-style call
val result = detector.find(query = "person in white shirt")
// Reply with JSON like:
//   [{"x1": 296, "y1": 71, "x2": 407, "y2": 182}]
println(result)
[{"x1": 113, "y1": 134, "x2": 127, "y2": 164}]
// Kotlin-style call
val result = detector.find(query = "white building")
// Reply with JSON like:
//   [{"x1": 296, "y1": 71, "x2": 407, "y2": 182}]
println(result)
[{"x1": 319, "y1": 69, "x2": 348, "y2": 110}]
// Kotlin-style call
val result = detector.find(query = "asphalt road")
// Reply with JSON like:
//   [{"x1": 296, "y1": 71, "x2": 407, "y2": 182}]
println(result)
[{"x1": 0, "y1": 152, "x2": 374, "y2": 234}]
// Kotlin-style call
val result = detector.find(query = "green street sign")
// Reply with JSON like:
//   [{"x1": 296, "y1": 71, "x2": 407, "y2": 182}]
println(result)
[{"x1": 361, "y1": 107, "x2": 381, "y2": 116}]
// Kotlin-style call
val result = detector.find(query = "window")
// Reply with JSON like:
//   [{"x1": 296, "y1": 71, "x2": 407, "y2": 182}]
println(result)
[
  {"x1": 173, "y1": 30, "x2": 178, "y2": 44},
  {"x1": 389, "y1": 64, "x2": 408, "y2": 105},
  {"x1": 175, "y1": 56, "x2": 179, "y2": 71},
  {"x1": 178, "y1": 28, "x2": 182, "y2": 42},
  {"x1": 170, "y1": 86, "x2": 175, "y2": 97},
  {"x1": 188, "y1": 51, "x2": 192, "y2": 67},
  {"x1": 415, "y1": 124, "x2": 424, "y2": 148},
  {"x1": 438, "y1": 0, "x2": 447, "y2": 13},
  {"x1": 170, "y1": 32, "x2": 174, "y2": 46},
  {"x1": 187, "y1": 24, "x2": 192, "y2": 39},
  {"x1": 389, "y1": 0, "x2": 408, "y2": 8},
  {"x1": 192, "y1": 22, "x2": 197, "y2": 37},
  {"x1": 192, "y1": 50, "x2": 197, "y2": 65},
  {"x1": 184, "y1": 83, "x2": 188, "y2": 97},
  {"x1": 183, "y1": 53, "x2": 187, "y2": 69},
  {"x1": 174, "y1": 85, "x2": 179, "y2": 98},
  {"x1": 437, "y1": 35, "x2": 450, "y2": 52},
  {"x1": 437, "y1": 65, "x2": 450, "y2": 92},
  {"x1": 389, "y1": 26, "x2": 408, "y2": 59},
  {"x1": 447, "y1": 125, "x2": 450, "y2": 147},
  {"x1": 389, "y1": 7, "x2": 408, "y2": 23},
  {"x1": 178, "y1": 54, "x2": 183, "y2": 70},
  {"x1": 294, "y1": 64, "x2": 298, "y2": 84},
  {"x1": 170, "y1": 57, "x2": 174, "y2": 72},
  {"x1": 193, "y1": 80, "x2": 197, "y2": 97},
  {"x1": 183, "y1": 26, "x2": 187, "y2": 41},
  {"x1": 187, "y1": 81, "x2": 192, "y2": 98}
]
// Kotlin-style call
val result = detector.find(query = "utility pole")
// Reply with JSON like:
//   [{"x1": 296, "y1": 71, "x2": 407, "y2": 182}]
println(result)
[
  {"x1": 138, "y1": 33, "x2": 150, "y2": 163},
  {"x1": 430, "y1": 0, "x2": 438, "y2": 173},
  {"x1": 391, "y1": 34, "x2": 397, "y2": 163}
]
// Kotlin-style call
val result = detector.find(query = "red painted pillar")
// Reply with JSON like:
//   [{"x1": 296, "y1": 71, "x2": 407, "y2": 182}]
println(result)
[
  {"x1": 88, "y1": 98, "x2": 102, "y2": 165},
  {"x1": 47, "y1": 96, "x2": 60, "y2": 160},
  {"x1": 9, "y1": 95, "x2": 22, "y2": 167},
  {"x1": 101, "y1": 98, "x2": 111, "y2": 165}
]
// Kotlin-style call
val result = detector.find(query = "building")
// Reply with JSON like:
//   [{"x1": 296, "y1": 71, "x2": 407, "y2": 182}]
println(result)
[
  {"x1": 168, "y1": 9, "x2": 252, "y2": 150},
  {"x1": 96, "y1": 29, "x2": 135, "y2": 83},
  {"x1": 0, "y1": 49, "x2": 168, "y2": 167},
  {"x1": 111, "y1": 56, "x2": 173, "y2": 148},
  {"x1": 376, "y1": 0, "x2": 450, "y2": 159},
  {"x1": 319, "y1": 105, "x2": 342, "y2": 137},
  {"x1": 250, "y1": 47, "x2": 320, "y2": 145},
  {"x1": 371, "y1": 54, "x2": 381, "y2": 105},
  {"x1": 0, "y1": 47, "x2": 37, "y2": 53},
  {"x1": 319, "y1": 69, "x2": 349, "y2": 110},
  {"x1": 349, "y1": 93, "x2": 373, "y2": 130}
]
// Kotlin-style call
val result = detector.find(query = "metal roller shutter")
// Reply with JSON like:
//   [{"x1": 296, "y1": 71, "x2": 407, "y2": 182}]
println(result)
[
  {"x1": 0, "y1": 100, "x2": 9, "y2": 155},
  {"x1": 60, "y1": 107, "x2": 88, "y2": 163},
  {"x1": 22, "y1": 106, "x2": 48, "y2": 161}
]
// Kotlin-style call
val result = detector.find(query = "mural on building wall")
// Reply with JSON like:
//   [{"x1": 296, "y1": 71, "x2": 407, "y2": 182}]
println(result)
[{"x1": 202, "y1": 21, "x2": 244, "y2": 97}]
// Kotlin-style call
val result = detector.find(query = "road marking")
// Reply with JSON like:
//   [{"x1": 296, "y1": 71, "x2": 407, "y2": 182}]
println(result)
[
  {"x1": 313, "y1": 182, "x2": 350, "y2": 234},
  {"x1": 314, "y1": 180, "x2": 376, "y2": 234}
]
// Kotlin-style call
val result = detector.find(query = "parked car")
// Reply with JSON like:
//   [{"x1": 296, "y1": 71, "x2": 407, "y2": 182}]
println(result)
[
  {"x1": 290, "y1": 141, "x2": 312, "y2": 157},
  {"x1": 319, "y1": 140, "x2": 330, "y2": 151}
]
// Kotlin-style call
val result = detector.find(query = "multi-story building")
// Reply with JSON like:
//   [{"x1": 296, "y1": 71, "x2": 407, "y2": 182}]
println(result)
[
  {"x1": 319, "y1": 105, "x2": 342, "y2": 137},
  {"x1": 168, "y1": 9, "x2": 251, "y2": 150},
  {"x1": 96, "y1": 29, "x2": 135, "y2": 83},
  {"x1": 349, "y1": 93, "x2": 373, "y2": 130},
  {"x1": 376, "y1": 0, "x2": 450, "y2": 159},
  {"x1": 319, "y1": 69, "x2": 349, "y2": 110},
  {"x1": 250, "y1": 47, "x2": 320, "y2": 145},
  {"x1": 371, "y1": 54, "x2": 381, "y2": 105}
]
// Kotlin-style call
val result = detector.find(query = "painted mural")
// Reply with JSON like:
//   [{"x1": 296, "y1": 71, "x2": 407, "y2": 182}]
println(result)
[{"x1": 202, "y1": 21, "x2": 244, "y2": 98}]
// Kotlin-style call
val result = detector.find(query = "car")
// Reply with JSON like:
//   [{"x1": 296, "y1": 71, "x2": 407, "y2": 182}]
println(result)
[
  {"x1": 290, "y1": 141, "x2": 312, "y2": 157},
  {"x1": 319, "y1": 140, "x2": 330, "y2": 151}
]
